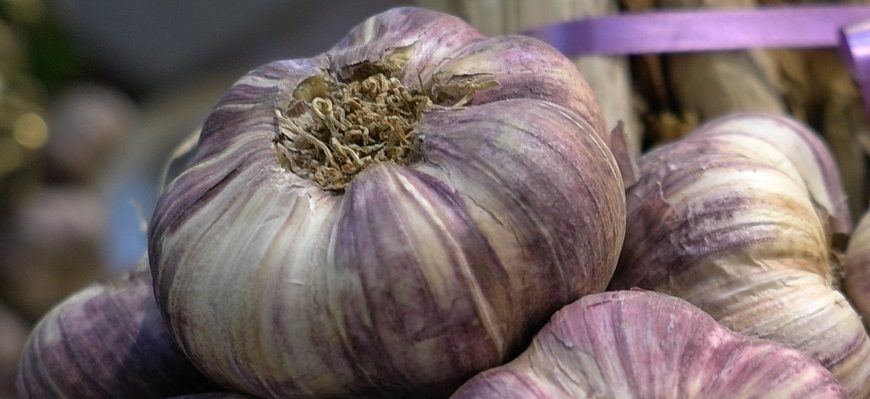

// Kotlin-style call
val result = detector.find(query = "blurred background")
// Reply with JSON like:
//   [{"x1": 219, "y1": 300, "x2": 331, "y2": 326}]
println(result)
[
  {"x1": 0, "y1": 0, "x2": 409, "y2": 395},
  {"x1": 2, "y1": 0, "x2": 870, "y2": 397}
]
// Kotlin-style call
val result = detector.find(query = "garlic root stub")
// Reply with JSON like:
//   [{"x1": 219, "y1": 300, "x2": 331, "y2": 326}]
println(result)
[
  {"x1": 16, "y1": 261, "x2": 218, "y2": 398},
  {"x1": 609, "y1": 114, "x2": 870, "y2": 397},
  {"x1": 845, "y1": 211, "x2": 870, "y2": 323},
  {"x1": 148, "y1": 7, "x2": 625, "y2": 399},
  {"x1": 451, "y1": 290, "x2": 846, "y2": 399}
]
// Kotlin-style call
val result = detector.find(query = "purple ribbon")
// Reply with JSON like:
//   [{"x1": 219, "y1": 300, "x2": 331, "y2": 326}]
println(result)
[
  {"x1": 522, "y1": 5, "x2": 870, "y2": 116},
  {"x1": 842, "y1": 21, "x2": 870, "y2": 116}
]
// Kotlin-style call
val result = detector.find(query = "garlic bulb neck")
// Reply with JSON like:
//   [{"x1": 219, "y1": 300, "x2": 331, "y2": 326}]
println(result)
[{"x1": 275, "y1": 68, "x2": 433, "y2": 191}]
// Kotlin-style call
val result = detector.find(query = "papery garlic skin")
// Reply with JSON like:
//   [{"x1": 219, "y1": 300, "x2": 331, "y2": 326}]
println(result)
[
  {"x1": 451, "y1": 290, "x2": 846, "y2": 399},
  {"x1": 845, "y1": 212, "x2": 870, "y2": 321},
  {"x1": 149, "y1": 7, "x2": 625, "y2": 399},
  {"x1": 16, "y1": 261, "x2": 218, "y2": 398},
  {"x1": 609, "y1": 113, "x2": 870, "y2": 397}
]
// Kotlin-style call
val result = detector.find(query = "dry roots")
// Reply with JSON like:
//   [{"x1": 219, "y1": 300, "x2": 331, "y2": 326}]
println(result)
[{"x1": 275, "y1": 72, "x2": 432, "y2": 191}]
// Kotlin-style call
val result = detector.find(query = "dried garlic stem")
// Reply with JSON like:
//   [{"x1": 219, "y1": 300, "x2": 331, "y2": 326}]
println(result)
[{"x1": 275, "y1": 70, "x2": 432, "y2": 191}]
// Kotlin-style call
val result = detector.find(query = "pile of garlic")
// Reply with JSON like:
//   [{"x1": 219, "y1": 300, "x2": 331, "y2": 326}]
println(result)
[{"x1": 14, "y1": 7, "x2": 870, "y2": 399}]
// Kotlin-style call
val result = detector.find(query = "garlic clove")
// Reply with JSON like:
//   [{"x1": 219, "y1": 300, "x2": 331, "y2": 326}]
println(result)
[
  {"x1": 328, "y1": 7, "x2": 484, "y2": 89},
  {"x1": 429, "y1": 35, "x2": 604, "y2": 139},
  {"x1": 617, "y1": 132, "x2": 831, "y2": 284},
  {"x1": 692, "y1": 114, "x2": 852, "y2": 237},
  {"x1": 416, "y1": 99, "x2": 624, "y2": 301},
  {"x1": 451, "y1": 290, "x2": 846, "y2": 399},
  {"x1": 609, "y1": 113, "x2": 870, "y2": 397},
  {"x1": 151, "y1": 157, "x2": 342, "y2": 396},
  {"x1": 149, "y1": 57, "x2": 333, "y2": 249},
  {"x1": 187, "y1": 57, "x2": 331, "y2": 171},
  {"x1": 325, "y1": 161, "x2": 512, "y2": 390},
  {"x1": 307, "y1": 98, "x2": 624, "y2": 392},
  {"x1": 845, "y1": 211, "x2": 870, "y2": 324},
  {"x1": 16, "y1": 260, "x2": 219, "y2": 398},
  {"x1": 149, "y1": 7, "x2": 625, "y2": 398}
]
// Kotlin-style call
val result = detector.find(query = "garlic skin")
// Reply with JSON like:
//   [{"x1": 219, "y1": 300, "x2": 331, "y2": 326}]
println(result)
[
  {"x1": 451, "y1": 290, "x2": 846, "y2": 399},
  {"x1": 608, "y1": 113, "x2": 870, "y2": 397},
  {"x1": 16, "y1": 261, "x2": 218, "y2": 398},
  {"x1": 845, "y1": 211, "x2": 870, "y2": 321},
  {"x1": 149, "y1": 7, "x2": 625, "y2": 399}
]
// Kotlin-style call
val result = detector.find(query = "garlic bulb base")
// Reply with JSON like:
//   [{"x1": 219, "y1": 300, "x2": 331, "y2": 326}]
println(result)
[{"x1": 275, "y1": 66, "x2": 433, "y2": 192}]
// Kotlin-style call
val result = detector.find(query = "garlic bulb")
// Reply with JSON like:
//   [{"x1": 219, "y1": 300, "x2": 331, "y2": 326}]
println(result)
[
  {"x1": 16, "y1": 260, "x2": 218, "y2": 398},
  {"x1": 0, "y1": 186, "x2": 107, "y2": 321},
  {"x1": 148, "y1": 7, "x2": 625, "y2": 398},
  {"x1": 845, "y1": 211, "x2": 870, "y2": 322},
  {"x1": 608, "y1": 113, "x2": 870, "y2": 397},
  {"x1": 44, "y1": 83, "x2": 137, "y2": 183},
  {"x1": 0, "y1": 302, "x2": 28, "y2": 398},
  {"x1": 451, "y1": 290, "x2": 846, "y2": 399}
]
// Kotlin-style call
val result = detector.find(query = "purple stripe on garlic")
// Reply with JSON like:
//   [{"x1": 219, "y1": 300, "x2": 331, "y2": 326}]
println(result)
[
  {"x1": 609, "y1": 113, "x2": 870, "y2": 397},
  {"x1": 329, "y1": 8, "x2": 484, "y2": 87},
  {"x1": 16, "y1": 260, "x2": 218, "y2": 398},
  {"x1": 692, "y1": 114, "x2": 852, "y2": 236},
  {"x1": 148, "y1": 6, "x2": 625, "y2": 399},
  {"x1": 451, "y1": 290, "x2": 846, "y2": 399},
  {"x1": 427, "y1": 35, "x2": 605, "y2": 138}
]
